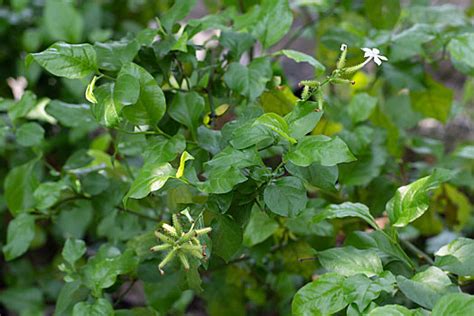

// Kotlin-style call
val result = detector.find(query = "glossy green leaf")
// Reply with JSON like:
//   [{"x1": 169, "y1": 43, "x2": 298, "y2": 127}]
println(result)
[
  {"x1": 92, "y1": 83, "x2": 122, "y2": 127},
  {"x1": 114, "y1": 73, "x2": 140, "y2": 106},
  {"x1": 318, "y1": 246, "x2": 383, "y2": 277},
  {"x1": 285, "y1": 135, "x2": 356, "y2": 167},
  {"x1": 117, "y1": 62, "x2": 166, "y2": 126},
  {"x1": 168, "y1": 91, "x2": 205, "y2": 138},
  {"x1": 292, "y1": 273, "x2": 348, "y2": 316},
  {"x1": 432, "y1": 293, "x2": 474, "y2": 316},
  {"x1": 223, "y1": 57, "x2": 272, "y2": 100},
  {"x1": 285, "y1": 162, "x2": 338, "y2": 191},
  {"x1": 2, "y1": 213, "x2": 36, "y2": 261},
  {"x1": 200, "y1": 166, "x2": 247, "y2": 194},
  {"x1": 390, "y1": 24, "x2": 435, "y2": 62},
  {"x1": 55, "y1": 281, "x2": 89, "y2": 316},
  {"x1": 387, "y1": 169, "x2": 453, "y2": 227},
  {"x1": 285, "y1": 101, "x2": 323, "y2": 139},
  {"x1": 30, "y1": 43, "x2": 97, "y2": 79},
  {"x1": 124, "y1": 162, "x2": 175, "y2": 203},
  {"x1": 46, "y1": 100, "x2": 95, "y2": 128},
  {"x1": 278, "y1": 50, "x2": 325, "y2": 74},
  {"x1": 435, "y1": 237, "x2": 474, "y2": 276},
  {"x1": 264, "y1": 176, "x2": 307, "y2": 217},
  {"x1": 368, "y1": 304, "x2": 416, "y2": 316},
  {"x1": 254, "y1": 112, "x2": 296, "y2": 144},
  {"x1": 313, "y1": 202, "x2": 379, "y2": 230},
  {"x1": 33, "y1": 181, "x2": 65, "y2": 209},
  {"x1": 343, "y1": 272, "x2": 396, "y2": 311},
  {"x1": 161, "y1": 0, "x2": 197, "y2": 32},
  {"x1": 95, "y1": 39, "x2": 140, "y2": 72}
]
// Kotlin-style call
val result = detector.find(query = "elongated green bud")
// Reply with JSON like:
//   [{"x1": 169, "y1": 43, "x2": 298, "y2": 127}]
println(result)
[
  {"x1": 194, "y1": 227, "x2": 212, "y2": 236},
  {"x1": 172, "y1": 214, "x2": 183, "y2": 235},
  {"x1": 150, "y1": 244, "x2": 172, "y2": 252},
  {"x1": 299, "y1": 80, "x2": 320, "y2": 88},
  {"x1": 162, "y1": 223, "x2": 178, "y2": 237},
  {"x1": 301, "y1": 85, "x2": 310, "y2": 100},
  {"x1": 155, "y1": 231, "x2": 174, "y2": 244},
  {"x1": 337, "y1": 44, "x2": 348, "y2": 69},
  {"x1": 330, "y1": 78, "x2": 355, "y2": 85},
  {"x1": 317, "y1": 90, "x2": 324, "y2": 111},
  {"x1": 178, "y1": 252, "x2": 190, "y2": 270},
  {"x1": 158, "y1": 248, "x2": 177, "y2": 274}
]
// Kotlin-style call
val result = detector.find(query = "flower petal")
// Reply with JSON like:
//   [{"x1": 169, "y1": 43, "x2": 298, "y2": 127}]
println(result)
[
  {"x1": 372, "y1": 48, "x2": 380, "y2": 54},
  {"x1": 340, "y1": 43, "x2": 348, "y2": 51},
  {"x1": 378, "y1": 55, "x2": 388, "y2": 61},
  {"x1": 373, "y1": 56, "x2": 382, "y2": 66}
]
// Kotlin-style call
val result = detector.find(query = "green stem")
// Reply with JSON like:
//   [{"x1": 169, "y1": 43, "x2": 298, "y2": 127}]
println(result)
[{"x1": 400, "y1": 238, "x2": 434, "y2": 265}]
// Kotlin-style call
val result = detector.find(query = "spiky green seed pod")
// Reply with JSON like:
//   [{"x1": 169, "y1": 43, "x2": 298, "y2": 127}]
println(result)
[
  {"x1": 195, "y1": 227, "x2": 212, "y2": 236},
  {"x1": 162, "y1": 223, "x2": 178, "y2": 237},
  {"x1": 337, "y1": 44, "x2": 348, "y2": 69},
  {"x1": 172, "y1": 214, "x2": 183, "y2": 235},
  {"x1": 301, "y1": 85, "x2": 310, "y2": 100}
]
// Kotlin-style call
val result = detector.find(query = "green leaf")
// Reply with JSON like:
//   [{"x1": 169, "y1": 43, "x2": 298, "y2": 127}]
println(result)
[
  {"x1": 432, "y1": 293, "x2": 474, "y2": 316},
  {"x1": 175, "y1": 150, "x2": 194, "y2": 179},
  {"x1": 254, "y1": 112, "x2": 296, "y2": 144},
  {"x1": 223, "y1": 57, "x2": 272, "y2": 100},
  {"x1": 161, "y1": 0, "x2": 197, "y2": 32},
  {"x1": 435, "y1": 237, "x2": 474, "y2": 276},
  {"x1": 95, "y1": 39, "x2": 140, "y2": 72},
  {"x1": 118, "y1": 63, "x2": 167, "y2": 126},
  {"x1": 2, "y1": 213, "x2": 36, "y2": 261},
  {"x1": 62, "y1": 238, "x2": 87, "y2": 266},
  {"x1": 285, "y1": 135, "x2": 356, "y2": 167},
  {"x1": 114, "y1": 73, "x2": 140, "y2": 106},
  {"x1": 252, "y1": 0, "x2": 293, "y2": 48},
  {"x1": 230, "y1": 122, "x2": 274, "y2": 150},
  {"x1": 285, "y1": 101, "x2": 323, "y2": 139},
  {"x1": 168, "y1": 91, "x2": 205, "y2": 138},
  {"x1": 278, "y1": 50, "x2": 325, "y2": 74},
  {"x1": 124, "y1": 162, "x2": 175, "y2": 203},
  {"x1": 15, "y1": 122, "x2": 44, "y2": 147},
  {"x1": 92, "y1": 83, "x2": 121, "y2": 127},
  {"x1": 386, "y1": 169, "x2": 453, "y2": 227},
  {"x1": 205, "y1": 146, "x2": 262, "y2": 170},
  {"x1": 72, "y1": 298, "x2": 114, "y2": 316},
  {"x1": 200, "y1": 166, "x2": 247, "y2": 194},
  {"x1": 318, "y1": 246, "x2": 383, "y2": 277},
  {"x1": 285, "y1": 162, "x2": 338, "y2": 191},
  {"x1": 448, "y1": 33, "x2": 474, "y2": 76},
  {"x1": 82, "y1": 245, "x2": 138, "y2": 296},
  {"x1": 34, "y1": 181, "x2": 65, "y2": 209},
  {"x1": 8, "y1": 91, "x2": 37, "y2": 122},
  {"x1": 212, "y1": 215, "x2": 243, "y2": 262},
  {"x1": 220, "y1": 31, "x2": 256, "y2": 60},
  {"x1": 292, "y1": 273, "x2": 348, "y2": 316},
  {"x1": 46, "y1": 100, "x2": 95, "y2": 128},
  {"x1": 55, "y1": 281, "x2": 89, "y2": 316},
  {"x1": 397, "y1": 266, "x2": 458, "y2": 309},
  {"x1": 56, "y1": 200, "x2": 94, "y2": 239},
  {"x1": 30, "y1": 43, "x2": 97, "y2": 79},
  {"x1": 368, "y1": 304, "x2": 417, "y2": 316},
  {"x1": 364, "y1": 0, "x2": 400, "y2": 29},
  {"x1": 243, "y1": 206, "x2": 279, "y2": 246},
  {"x1": 390, "y1": 24, "x2": 435, "y2": 62},
  {"x1": 313, "y1": 202, "x2": 379, "y2": 230},
  {"x1": 44, "y1": 0, "x2": 83, "y2": 43},
  {"x1": 410, "y1": 76, "x2": 453, "y2": 123},
  {"x1": 4, "y1": 159, "x2": 39, "y2": 215},
  {"x1": 343, "y1": 272, "x2": 396, "y2": 311},
  {"x1": 260, "y1": 86, "x2": 298, "y2": 116},
  {"x1": 264, "y1": 176, "x2": 307, "y2": 217},
  {"x1": 348, "y1": 93, "x2": 377, "y2": 123}
]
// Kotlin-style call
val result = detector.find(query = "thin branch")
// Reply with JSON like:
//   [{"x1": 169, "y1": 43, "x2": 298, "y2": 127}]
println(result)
[{"x1": 400, "y1": 238, "x2": 434, "y2": 265}]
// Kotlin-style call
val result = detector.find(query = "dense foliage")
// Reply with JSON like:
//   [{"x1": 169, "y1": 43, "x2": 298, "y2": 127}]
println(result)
[{"x1": 1, "y1": 0, "x2": 474, "y2": 315}]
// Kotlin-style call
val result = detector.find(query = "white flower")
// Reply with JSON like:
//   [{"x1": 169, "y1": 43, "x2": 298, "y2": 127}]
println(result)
[
  {"x1": 340, "y1": 43, "x2": 347, "y2": 51},
  {"x1": 361, "y1": 48, "x2": 388, "y2": 66}
]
